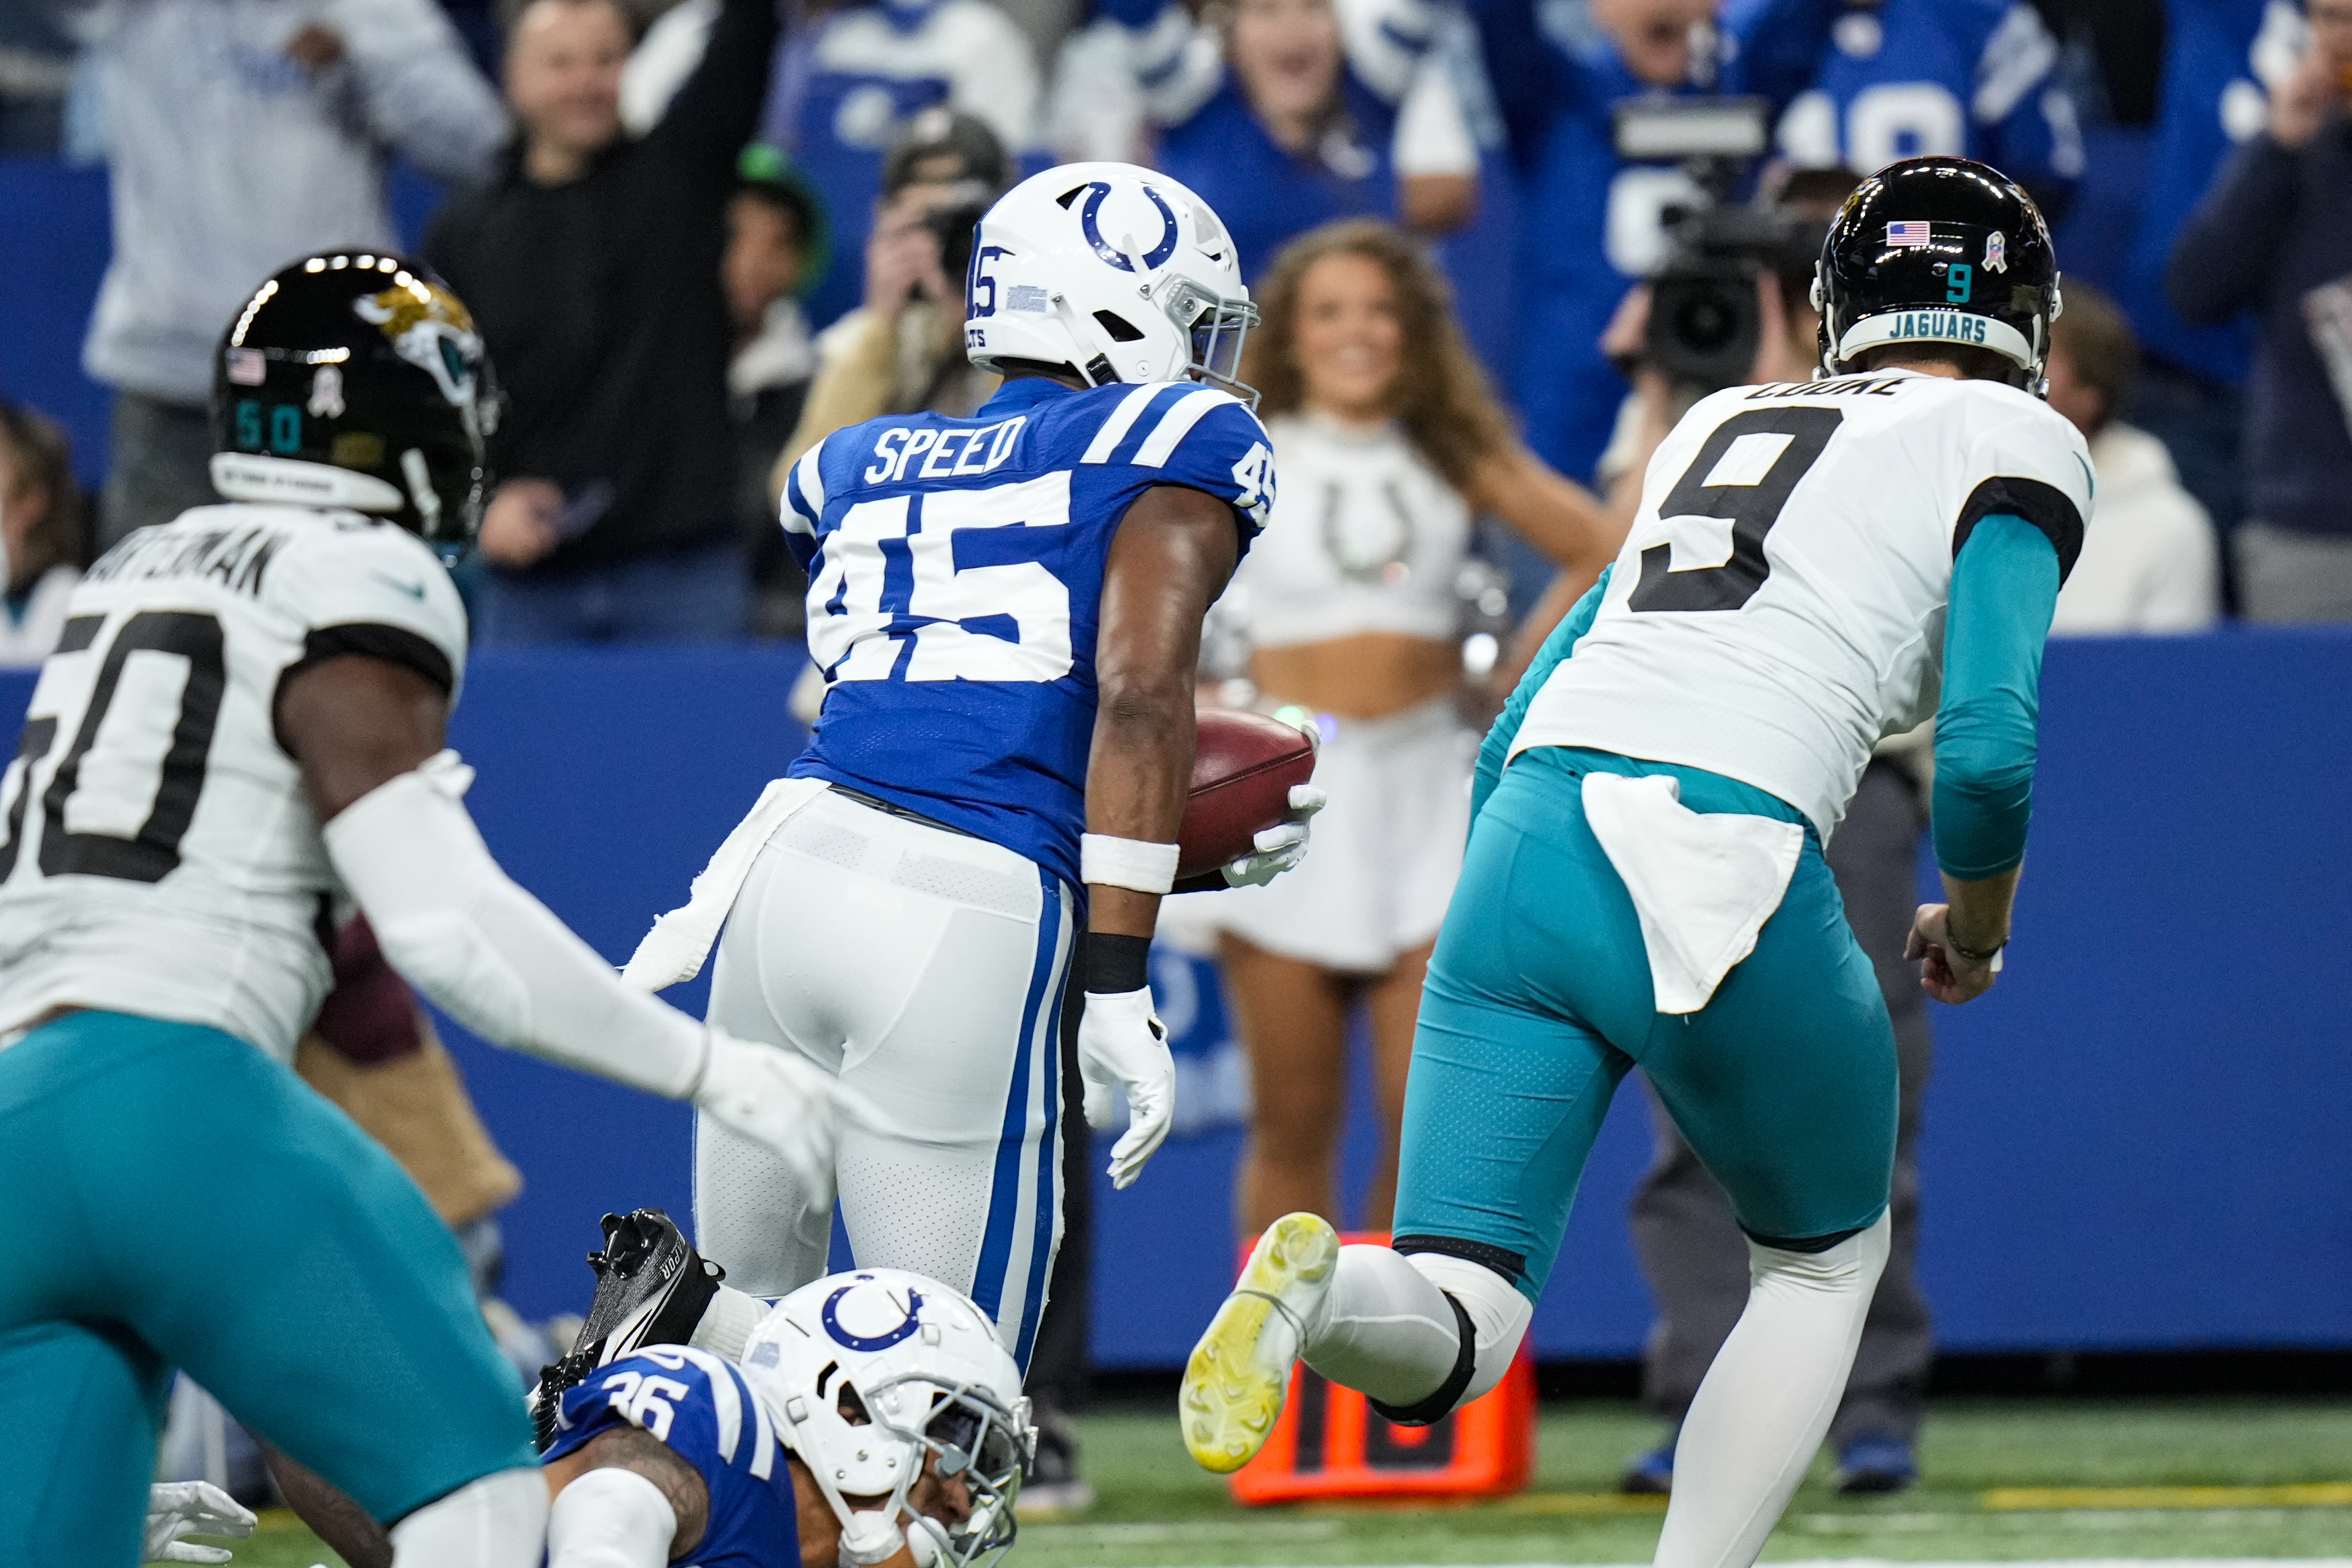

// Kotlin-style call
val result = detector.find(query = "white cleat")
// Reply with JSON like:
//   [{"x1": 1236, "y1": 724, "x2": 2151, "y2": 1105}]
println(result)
[{"x1": 1179, "y1": 1211, "x2": 1340, "y2": 1473}]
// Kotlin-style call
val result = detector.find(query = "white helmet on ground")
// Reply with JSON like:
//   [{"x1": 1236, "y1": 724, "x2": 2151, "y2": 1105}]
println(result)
[
  {"x1": 964, "y1": 161, "x2": 1260, "y2": 402},
  {"x1": 739, "y1": 1270, "x2": 1033, "y2": 1568}
]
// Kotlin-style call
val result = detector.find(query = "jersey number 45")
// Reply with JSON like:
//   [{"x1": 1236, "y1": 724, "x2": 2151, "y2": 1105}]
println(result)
[{"x1": 808, "y1": 471, "x2": 1077, "y2": 685}]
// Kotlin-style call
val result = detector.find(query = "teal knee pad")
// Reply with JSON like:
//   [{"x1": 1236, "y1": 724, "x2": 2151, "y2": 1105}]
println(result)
[{"x1": 0, "y1": 1321, "x2": 168, "y2": 1568}]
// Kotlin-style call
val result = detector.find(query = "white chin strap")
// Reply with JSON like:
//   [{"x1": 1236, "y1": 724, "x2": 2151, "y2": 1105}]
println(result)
[
  {"x1": 209, "y1": 452, "x2": 404, "y2": 513},
  {"x1": 1834, "y1": 307, "x2": 2035, "y2": 374}
]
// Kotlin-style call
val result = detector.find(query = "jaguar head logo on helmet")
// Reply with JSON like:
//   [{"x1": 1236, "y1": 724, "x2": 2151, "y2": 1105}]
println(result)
[
  {"x1": 740, "y1": 1269, "x2": 1034, "y2": 1568},
  {"x1": 962, "y1": 161, "x2": 1262, "y2": 404},
  {"x1": 1813, "y1": 156, "x2": 2063, "y2": 395},
  {"x1": 209, "y1": 250, "x2": 500, "y2": 549}
]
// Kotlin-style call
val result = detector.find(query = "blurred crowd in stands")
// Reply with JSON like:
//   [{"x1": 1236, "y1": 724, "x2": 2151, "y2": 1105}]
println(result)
[{"x1": 0, "y1": 0, "x2": 2345, "y2": 654}]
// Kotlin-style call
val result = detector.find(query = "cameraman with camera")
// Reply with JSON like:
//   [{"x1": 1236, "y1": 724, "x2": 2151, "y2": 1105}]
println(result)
[{"x1": 770, "y1": 109, "x2": 1011, "y2": 484}]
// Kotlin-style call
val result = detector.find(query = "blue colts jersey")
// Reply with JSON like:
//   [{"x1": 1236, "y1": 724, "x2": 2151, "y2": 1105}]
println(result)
[
  {"x1": 779, "y1": 376, "x2": 1274, "y2": 889},
  {"x1": 544, "y1": 1348, "x2": 799, "y2": 1568}
]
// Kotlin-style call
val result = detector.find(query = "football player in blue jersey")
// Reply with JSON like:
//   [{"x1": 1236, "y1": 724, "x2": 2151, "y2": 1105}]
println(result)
[
  {"x1": 625, "y1": 163, "x2": 1320, "y2": 1367},
  {"x1": 1460, "y1": 0, "x2": 1752, "y2": 484},
  {"x1": 1732, "y1": 0, "x2": 2081, "y2": 215},
  {"x1": 272, "y1": 1249, "x2": 1031, "y2": 1568}
]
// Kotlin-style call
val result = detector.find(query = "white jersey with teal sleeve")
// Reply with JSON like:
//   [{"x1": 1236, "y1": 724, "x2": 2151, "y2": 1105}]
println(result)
[
  {"x1": 0, "y1": 504, "x2": 469, "y2": 1059},
  {"x1": 1509, "y1": 369, "x2": 2091, "y2": 840}
]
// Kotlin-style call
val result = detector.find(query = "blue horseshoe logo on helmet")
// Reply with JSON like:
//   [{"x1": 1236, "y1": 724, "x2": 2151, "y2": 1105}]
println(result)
[
  {"x1": 822, "y1": 1281, "x2": 926, "y2": 1352},
  {"x1": 1078, "y1": 181, "x2": 1180, "y2": 273}
]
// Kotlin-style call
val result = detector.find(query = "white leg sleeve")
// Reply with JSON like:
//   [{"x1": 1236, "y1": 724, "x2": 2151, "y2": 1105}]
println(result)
[
  {"x1": 1654, "y1": 1214, "x2": 1891, "y2": 1568},
  {"x1": 322, "y1": 759, "x2": 707, "y2": 1099},
  {"x1": 546, "y1": 1467, "x2": 678, "y2": 1568},
  {"x1": 388, "y1": 1467, "x2": 549, "y2": 1568},
  {"x1": 1300, "y1": 1246, "x2": 1531, "y2": 1415}
]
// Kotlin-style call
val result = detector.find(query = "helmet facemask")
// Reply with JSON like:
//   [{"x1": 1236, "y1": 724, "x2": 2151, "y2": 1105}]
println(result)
[
  {"x1": 795, "y1": 1370, "x2": 1032, "y2": 1568},
  {"x1": 1159, "y1": 277, "x2": 1261, "y2": 405}
]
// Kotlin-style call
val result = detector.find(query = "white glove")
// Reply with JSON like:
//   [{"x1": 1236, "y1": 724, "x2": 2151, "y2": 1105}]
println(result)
[
  {"x1": 1219, "y1": 784, "x2": 1327, "y2": 889},
  {"x1": 1077, "y1": 987, "x2": 1174, "y2": 1189},
  {"x1": 143, "y1": 1481, "x2": 255, "y2": 1564},
  {"x1": 692, "y1": 1029, "x2": 889, "y2": 1218}
]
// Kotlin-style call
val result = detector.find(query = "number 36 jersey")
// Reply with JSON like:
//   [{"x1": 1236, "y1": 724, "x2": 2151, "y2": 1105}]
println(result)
[
  {"x1": 0, "y1": 504, "x2": 469, "y2": 1061},
  {"x1": 778, "y1": 376, "x2": 1274, "y2": 889},
  {"x1": 1512, "y1": 369, "x2": 2092, "y2": 840}
]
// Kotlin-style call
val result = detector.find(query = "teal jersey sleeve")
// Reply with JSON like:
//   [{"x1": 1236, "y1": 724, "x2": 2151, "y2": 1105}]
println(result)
[
  {"x1": 1472, "y1": 566, "x2": 1613, "y2": 825},
  {"x1": 1933, "y1": 514, "x2": 2061, "y2": 880}
]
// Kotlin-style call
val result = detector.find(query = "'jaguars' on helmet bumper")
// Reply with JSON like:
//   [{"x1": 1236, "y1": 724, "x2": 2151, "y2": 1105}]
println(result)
[
  {"x1": 210, "y1": 251, "x2": 497, "y2": 547},
  {"x1": 1814, "y1": 156, "x2": 2061, "y2": 393}
]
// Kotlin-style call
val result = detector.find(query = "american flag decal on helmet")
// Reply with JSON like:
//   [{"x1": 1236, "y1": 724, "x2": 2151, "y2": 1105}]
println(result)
[{"x1": 1886, "y1": 221, "x2": 1932, "y2": 248}]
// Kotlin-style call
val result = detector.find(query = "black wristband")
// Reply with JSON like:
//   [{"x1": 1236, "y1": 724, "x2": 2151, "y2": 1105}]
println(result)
[
  {"x1": 1947, "y1": 929, "x2": 2007, "y2": 963},
  {"x1": 1084, "y1": 931, "x2": 1152, "y2": 994}
]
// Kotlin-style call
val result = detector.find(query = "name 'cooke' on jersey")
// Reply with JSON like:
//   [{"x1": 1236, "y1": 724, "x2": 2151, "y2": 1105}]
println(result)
[{"x1": 776, "y1": 376, "x2": 1274, "y2": 889}]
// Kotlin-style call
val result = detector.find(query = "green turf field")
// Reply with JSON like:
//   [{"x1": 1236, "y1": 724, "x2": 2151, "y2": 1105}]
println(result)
[{"x1": 215, "y1": 1397, "x2": 2352, "y2": 1568}]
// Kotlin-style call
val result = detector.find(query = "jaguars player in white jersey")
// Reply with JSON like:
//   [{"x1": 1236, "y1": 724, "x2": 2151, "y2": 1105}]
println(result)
[
  {"x1": 626, "y1": 163, "x2": 1320, "y2": 1364},
  {"x1": 0, "y1": 255, "x2": 861, "y2": 1568},
  {"x1": 1182, "y1": 157, "x2": 2092, "y2": 1567}
]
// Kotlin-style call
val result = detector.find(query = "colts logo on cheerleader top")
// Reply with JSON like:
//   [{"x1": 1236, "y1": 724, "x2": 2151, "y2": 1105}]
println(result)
[{"x1": 823, "y1": 1276, "x2": 928, "y2": 1351}]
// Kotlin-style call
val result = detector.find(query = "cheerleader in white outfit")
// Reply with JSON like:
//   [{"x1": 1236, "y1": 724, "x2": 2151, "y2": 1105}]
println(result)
[{"x1": 1204, "y1": 220, "x2": 1619, "y2": 1237}]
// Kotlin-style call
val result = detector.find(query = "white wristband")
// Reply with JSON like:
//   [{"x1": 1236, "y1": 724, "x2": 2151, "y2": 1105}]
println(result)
[{"x1": 1080, "y1": 833, "x2": 1180, "y2": 894}]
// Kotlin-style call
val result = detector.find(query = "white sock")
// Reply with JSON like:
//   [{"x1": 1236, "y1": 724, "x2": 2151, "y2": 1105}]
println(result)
[
  {"x1": 1300, "y1": 1246, "x2": 1530, "y2": 1413},
  {"x1": 1654, "y1": 1214, "x2": 1892, "y2": 1568},
  {"x1": 689, "y1": 1284, "x2": 771, "y2": 1362},
  {"x1": 389, "y1": 1467, "x2": 550, "y2": 1567}
]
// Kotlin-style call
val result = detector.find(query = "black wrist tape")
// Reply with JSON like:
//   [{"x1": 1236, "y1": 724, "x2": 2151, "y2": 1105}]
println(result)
[{"x1": 1085, "y1": 931, "x2": 1152, "y2": 994}]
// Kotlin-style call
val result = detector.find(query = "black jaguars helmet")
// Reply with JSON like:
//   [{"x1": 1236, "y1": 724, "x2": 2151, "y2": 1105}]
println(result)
[
  {"x1": 1813, "y1": 156, "x2": 2061, "y2": 394},
  {"x1": 210, "y1": 251, "x2": 497, "y2": 547}
]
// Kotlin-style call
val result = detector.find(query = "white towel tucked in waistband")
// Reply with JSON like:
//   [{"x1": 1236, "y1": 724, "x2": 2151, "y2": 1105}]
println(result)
[
  {"x1": 622, "y1": 778, "x2": 833, "y2": 991},
  {"x1": 1580, "y1": 772, "x2": 1804, "y2": 1016}
]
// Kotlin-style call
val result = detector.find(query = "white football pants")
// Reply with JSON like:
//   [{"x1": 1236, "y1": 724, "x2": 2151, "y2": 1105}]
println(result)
[{"x1": 695, "y1": 788, "x2": 1073, "y2": 1367}]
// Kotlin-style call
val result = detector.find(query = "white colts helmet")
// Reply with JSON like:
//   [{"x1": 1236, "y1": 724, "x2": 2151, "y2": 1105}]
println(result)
[
  {"x1": 739, "y1": 1270, "x2": 1034, "y2": 1568},
  {"x1": 964, "y1": 161, "x2": 1260, "y2": 402}
]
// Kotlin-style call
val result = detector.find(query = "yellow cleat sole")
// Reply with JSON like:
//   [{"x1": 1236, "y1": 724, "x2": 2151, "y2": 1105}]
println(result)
[{"x1": 1179, "y1": 1212, "x2": 1340, "y2": 1474}]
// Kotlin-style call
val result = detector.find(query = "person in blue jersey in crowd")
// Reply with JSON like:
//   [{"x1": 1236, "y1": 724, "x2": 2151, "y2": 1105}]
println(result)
[
  {"x1": 761, "y1": 0, "x2": 1041, "y2": 328},
  {"x1": 266, "y1": 1259, "x2": 1032, "y2": 1568},
  {"x1": 1182, "y1": 158, "x2": 2089, "y2": 1568},
  {"x1": 2112, "y1": 0, "x2": 2304, "y2": 537},
  {"x1": 2170, "y1": 0, "x2": 2352, "y2": 621},
  {"x1": 623, "y1": 164, "x2": 1324, "y2": 1371},
  {"x1": 1732, "y1": 0, "x2": 2080, "y2": 213},
  {"x1": 1460, "y1": 0, "x2": 1744, "y2": 485},
  {"x1": 1071, "y1": 0, "x2": 1480, "y2": 283}
]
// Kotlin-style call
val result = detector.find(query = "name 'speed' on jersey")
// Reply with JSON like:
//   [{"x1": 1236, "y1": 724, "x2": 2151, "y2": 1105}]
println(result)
[
  {"x1": 545, "y1": 1347, "x2": 800, "y2": 1568},
  {"x1": 0, "y1": 504, "x2": 469, "y2": 1061},
  {"x1": 778, "y1": 376, "x2": 1275, "y2": 889},
  {"x1": 1510, "y1": 369, "x2": 2093, "y2": 841}
]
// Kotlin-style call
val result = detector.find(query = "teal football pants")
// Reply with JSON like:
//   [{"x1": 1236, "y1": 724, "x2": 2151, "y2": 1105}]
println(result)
[
  {"x1": 0, "y1": 1011, "x2": 537, "y2": 1566},
  {"x1": 1393, "y1": 747, "x2": 1899, "y2": 1301}
]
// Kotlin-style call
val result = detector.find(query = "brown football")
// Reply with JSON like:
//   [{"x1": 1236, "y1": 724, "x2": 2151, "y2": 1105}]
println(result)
[{"x1": 1177, "y1": 708, "x2": 1320, "y2": 880}]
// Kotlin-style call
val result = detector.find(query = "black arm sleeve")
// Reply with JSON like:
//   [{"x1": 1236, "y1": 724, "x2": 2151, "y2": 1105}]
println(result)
[
  {"x1": 2166, "y1": 133, "x2": 2302, "y2": 325},
  {"x1": 647, "y1": 0, "x2": 782, "y2": 183}
]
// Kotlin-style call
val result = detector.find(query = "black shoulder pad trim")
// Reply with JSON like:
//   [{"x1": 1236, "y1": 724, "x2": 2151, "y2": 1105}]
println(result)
[
  {"x1": 271, "y1": 623, "x2": 456, "y2": 757},
  {"x1": 1953, "y1": 476, "x2": 2085, "y2": 586}
]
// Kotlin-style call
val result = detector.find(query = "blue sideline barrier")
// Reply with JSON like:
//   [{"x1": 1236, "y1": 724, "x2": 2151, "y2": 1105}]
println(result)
[{"x1": 4, "y1": 627, "x2": 2352, "y2": 1366}]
